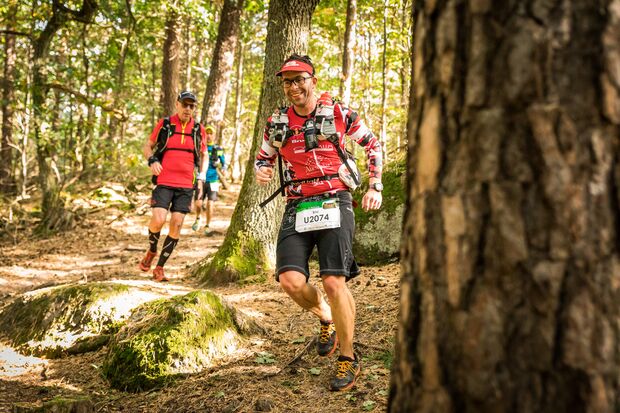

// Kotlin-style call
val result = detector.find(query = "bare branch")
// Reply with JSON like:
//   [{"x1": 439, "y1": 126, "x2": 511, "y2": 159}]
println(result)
[
  {"x1": 44, "y1": 82, "x2": 128, "y2": 121},
  {"x1": 0, "y1": 30, "x2": 31, "y2": 38}
]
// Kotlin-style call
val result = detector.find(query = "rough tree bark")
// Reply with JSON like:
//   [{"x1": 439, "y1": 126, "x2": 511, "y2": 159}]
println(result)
[
  {"x1": 1, "y1": 1, "x2": 19, "y2": 193},
  {"x1": 193, "y1": 0, "x2": 320, "y2": 285},
  {"x1": 200, "y1": 0, "x2": 244, "y2": 139},
  {"x1": 339, "y1": 0, "x2": 356, "y2": 106},
  {"x1": 161, "y1": 11, "x2": 180, "y2": 117},
  {"x1": 390, "y1": 1, "x2": 620, "y2": 412}
]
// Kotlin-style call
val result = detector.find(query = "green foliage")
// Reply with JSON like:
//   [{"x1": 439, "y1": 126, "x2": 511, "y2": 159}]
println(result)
[
  {"x1": 102, "y1": 290, "x2": 243, "y2": 392},
  {"x1": 255, "y1": 352, "x2": 276, "y2": 364}
]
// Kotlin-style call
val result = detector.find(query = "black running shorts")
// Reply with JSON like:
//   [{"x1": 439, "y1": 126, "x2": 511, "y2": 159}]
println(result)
[
  {"x1": 275, "y1": 191, "x2": 360, "y2": 282},
  {"x1": 151, "y1": 185, "x2": 193, "y2": 213},
  {"x1": 194, "y1": 181, "x2": 219, "y2": 202}
]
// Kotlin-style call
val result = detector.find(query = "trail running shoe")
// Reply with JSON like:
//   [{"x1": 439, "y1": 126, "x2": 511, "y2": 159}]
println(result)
[
  {"x1": 139, "y1": 250, "x2": 157, "y2": 272},
  {"x1": 317, "y1": 320, "x2": 338, "y2": 357},
  {"x1": 329, "y1": 354, "x2": 360, "y2": 391},
  {"x1": 152, "y1": 266, "x2": 169, "y2": 282},
  {"x1": 191, "y1": 220, "x2": 201, "y2": 231},
  {"x1": 203, "y1": 225, "x2": 211, "y2": 236}
]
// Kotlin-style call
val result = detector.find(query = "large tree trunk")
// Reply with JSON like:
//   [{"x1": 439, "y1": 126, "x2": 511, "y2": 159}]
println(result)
[
  {"x1": 193, "y1": 0, "x2": 320, "y2": 285},
  {"x1": 339, "y1": 0, "x2": 356, "y2": 106},
  {"x1": 32, "y1": 0, "x2": 97, "y2": 232},
  {"x1": 161, "y1": 11, "x2": 180, "y2": 117},
  {"x1": 1, "y1": 1, "x2": 19, "y2": 193},
  {"x1": 200, "y1": 0, "x2": 244, "y2": 136},
  {"x1": 390, "y1": 1, "x2": 620, "y2": 412}
]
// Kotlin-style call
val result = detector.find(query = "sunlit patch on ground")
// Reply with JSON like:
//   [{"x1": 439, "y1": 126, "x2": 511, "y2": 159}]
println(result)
[{"x1": 0, "y1": 344, "x2": 47, "y2": 378}]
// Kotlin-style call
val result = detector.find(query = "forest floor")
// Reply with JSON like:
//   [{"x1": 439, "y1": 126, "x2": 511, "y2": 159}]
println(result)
[{"x1": 0, "y1": 183, "x2": 399, "y2": 413}]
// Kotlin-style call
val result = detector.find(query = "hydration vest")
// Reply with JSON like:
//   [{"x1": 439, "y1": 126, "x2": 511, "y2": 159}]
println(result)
[
  {"x1": 153, "y1": 117, "x2": 202, "y2": 168},
  {"x1": 260, "y1": 94, "x2": 360, "y2": 207}
]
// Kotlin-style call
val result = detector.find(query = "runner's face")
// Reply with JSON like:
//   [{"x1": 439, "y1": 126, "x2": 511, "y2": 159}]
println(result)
[
  {"x1": 176, "y1": 99, "x2": 196, "y2": 122},
  {"x1": 281, "y1": 71, "x2": 316, "y2": 109},
  {"x1": 206, "y1": 132, "x2": 214, "y2": 145}
]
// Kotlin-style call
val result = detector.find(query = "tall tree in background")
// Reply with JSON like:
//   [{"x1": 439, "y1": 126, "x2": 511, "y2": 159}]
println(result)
[
  {"x1": 161, "y1": 10, "x2": 180, "y2": 116},
  {"x1": 390, "y1": 1, "x2": 620, "y2": 412},
  {"x1": 194, "y1": 0, "x2": 320, "y2": 284},
  {"x1": 200, "y1": 0, "x2": 244, "y2": 140},
  {"x1": 229, "y1": 40, "x2": 245, "y2": 182},
  {"x1": 380, "y1": 0, "x2": 388, "y2": 162},
  {"x1": 32, "y1": 0, "x2": 97, "y2": 231},
  {"x1": 339, "y1": 0, "x2": 356, "y2": 105},
  {"x1": 108, "y1": 0, "x2": 136, "y2": 155},
  {"x1": 1, "y1": 0, "x2": 19, "y2": 193}
]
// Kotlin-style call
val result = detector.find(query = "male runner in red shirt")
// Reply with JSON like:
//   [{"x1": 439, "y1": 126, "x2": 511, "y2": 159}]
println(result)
[
  {"x1": 255, "y1": 55, "x2": 383, "y2": 391},
  {"x1": 139, "y1": 91, "x2": 208, "y2": 281}
]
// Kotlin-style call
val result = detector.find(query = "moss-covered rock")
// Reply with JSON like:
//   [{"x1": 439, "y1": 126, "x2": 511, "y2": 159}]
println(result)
[
  {"x1": 193, "y1": 231, "x2": 269, "y2": 285},
  {"x1": 352, "y1": 157, "x2": 406, "y2": 264},
  {"x1": 0, "y1": 282, "x2": 163, "y2": 358},
  {"x1": 13, "y1": 396, "x2": 93, "y2": 413},
  {"x1": 102, "y1": 290, "x2": 261, "y2": 392}
]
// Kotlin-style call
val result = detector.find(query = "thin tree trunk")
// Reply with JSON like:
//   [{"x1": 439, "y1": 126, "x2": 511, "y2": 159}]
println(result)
[
  {"x1": 161, "y1": 11, "x2": 180, "y2": 117},
  {"x1": 183, "y1": 17, "x2": 192, "y2": 91},
  {"x1": 32, "y1": 0, "x2": 97, "y2": 231},
  {"x1": 390, "y1": 1, "x2": 620, "y2": 412},
  {"x1": 1, "y1": 1, "x2": 19, "y2": 193},
  {"x1": 380, "y1": 0, "x2": 389, "y2": 164},
  {"x1": 339, "y1": 0, "x2": 356, "y2": 106},
  {"x1": 229, "y1": 41, "x2": 244, "y2": 183},
  {"x1": 109, "y1": 0, "x2": 136, "y2": 162},
  {"x1": 194, "y1": 0, "x2": 321, "y2": 284},
  {"x1": 200, "y1": 0, "x2": 244, "y2": 133}
]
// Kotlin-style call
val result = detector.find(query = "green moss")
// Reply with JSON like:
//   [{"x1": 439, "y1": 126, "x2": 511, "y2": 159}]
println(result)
[
  {"x1": 194, "y1": 231, "x2": 269, "y2": 285},
  {"x1": 13, "y1": 396, "x2": 93, "y2": 413},
  {"x1": 102, "y1": 290, "x2": 243, "y2": 392},
  {"x1": 351, "y1": 157, "x2": 406, "y2": 264},
  {"x1": 353, "y1": 157, "x2": 406, "y2": 228},
  {"x1": 0, "y1": 283, "x2": 130, "y2": 357}
]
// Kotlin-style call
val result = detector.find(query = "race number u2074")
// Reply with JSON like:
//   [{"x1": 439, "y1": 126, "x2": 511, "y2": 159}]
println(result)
[{"x1": 295, "y1": 198, "x2": 340, "y2": 233}]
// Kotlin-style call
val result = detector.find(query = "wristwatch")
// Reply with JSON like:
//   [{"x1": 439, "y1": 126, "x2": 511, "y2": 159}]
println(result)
[
  {"x1": 148, "y1": 156, "x2": 159, "y2": 166},
  {"x1": 371, "y1": 182, "x2": 384, "y2": 192}
]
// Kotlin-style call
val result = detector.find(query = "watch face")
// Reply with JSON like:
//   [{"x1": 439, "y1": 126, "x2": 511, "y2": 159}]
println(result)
[{"x1": 374, "y1": 182, "x2": 384, "y2": 192}]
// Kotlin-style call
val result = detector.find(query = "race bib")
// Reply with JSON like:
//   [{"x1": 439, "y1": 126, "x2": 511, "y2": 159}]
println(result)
[{"x1": 295, "y1": 197, "x2": 340, "y2": 233}]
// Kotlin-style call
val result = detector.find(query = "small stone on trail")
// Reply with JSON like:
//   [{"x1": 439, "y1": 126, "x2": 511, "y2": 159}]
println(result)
[{"x1": 254, "y1": 398, "x2": 275, "y2": 411}]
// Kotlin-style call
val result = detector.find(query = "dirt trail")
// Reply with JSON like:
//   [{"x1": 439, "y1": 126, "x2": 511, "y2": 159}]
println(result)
[{"x1": 0, "y1": 185, "x2": 399, "y2": 413}]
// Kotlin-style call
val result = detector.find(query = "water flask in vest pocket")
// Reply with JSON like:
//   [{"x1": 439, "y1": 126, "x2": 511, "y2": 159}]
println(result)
[
  {"x1": 338, "y1": 159, "x2": 361, "y2": 190},
  {"x1": 269, "y1": 111, "x2": 289, "y2": 148}
]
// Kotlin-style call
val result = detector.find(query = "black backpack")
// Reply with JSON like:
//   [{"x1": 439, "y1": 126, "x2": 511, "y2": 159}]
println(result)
[{"x1": 151, "y1": 117, "x2": 202, "y2": 184}]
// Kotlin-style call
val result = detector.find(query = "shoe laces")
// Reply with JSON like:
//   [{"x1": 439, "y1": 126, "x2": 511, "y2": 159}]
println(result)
[
  {"x1": 319, "y1": 323, "x2": 334, "y2": 343},
  {"x1": 335, "y1": 359, "x2": 353, "y2": 379}
]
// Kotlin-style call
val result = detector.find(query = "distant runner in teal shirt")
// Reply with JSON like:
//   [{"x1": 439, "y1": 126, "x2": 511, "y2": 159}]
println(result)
[{"x1": 191, "y1": 125, "x2": 226, "y2": 235}]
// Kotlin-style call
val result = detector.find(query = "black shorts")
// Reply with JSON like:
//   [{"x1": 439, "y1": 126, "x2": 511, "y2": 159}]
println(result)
[
  {"x1": 194, "y1": 181, "x2": 219, "y2": 202},
  {"x1": 275, "y1": 191, "x2": 360, "y2": 282},
  {"x1": 151, "y1": 185, "x2": 193, "y2": 213}
]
